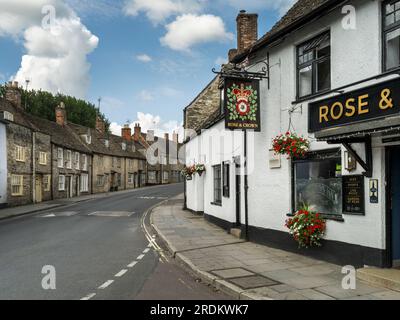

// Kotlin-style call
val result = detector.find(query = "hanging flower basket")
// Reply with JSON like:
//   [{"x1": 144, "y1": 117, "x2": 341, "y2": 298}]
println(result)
[
  {"x1": 195, "y1": 164, "x2": 206, "y2": 176},
  {"x1": 181, "y1": 165, "x2": 196, "y2": 180},
  {"x1": 272, "y1": 132, "x2": 310, "y2": 159},
  {"x1": 285, "y1": 208, "x2": 326, "y2": 248}
]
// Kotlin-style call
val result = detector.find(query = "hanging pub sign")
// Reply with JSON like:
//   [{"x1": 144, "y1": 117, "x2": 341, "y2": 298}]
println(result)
[
  {"x1": 224, "y1": 78, "x2": 261, "y2": 131},
  {"x1": 308, "y1": 77, "x2": 400, "y2": 133},
  {"x1": 342, "y1": 175, "x2": 365, "y2": 215}
]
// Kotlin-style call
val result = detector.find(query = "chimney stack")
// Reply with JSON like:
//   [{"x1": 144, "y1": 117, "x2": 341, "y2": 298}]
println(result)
[
  {"x1": 121, "y1": 124, "x2": 132, "y2": 141},
  {"x1": 133, "y1": 123, "x2": 141, "y2": 142},
  {"x1": 5, "y1": 81, "x2": 22, "y2": 109},
  {"x1": 96, "y1": 115, "x2": 105, "y2": 133},
  {"x1": 55, "y1": 102, "x2": 67, "y2": 126},
  {"x1": 173, "y1": 132, "x2": 179, "y2": 144},
  {"x1": 236, "y1": 10, "x2": 258, "y2": 54}
]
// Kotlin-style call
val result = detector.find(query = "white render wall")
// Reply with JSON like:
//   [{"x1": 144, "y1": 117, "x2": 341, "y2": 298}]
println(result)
[
  {"x1": 185, "y1": 0, "x2": 390, "y2": 250},
  {"x1": 248, "y1": 0, "x2": 387, "y2": 250},
  {"x1": 0, "y1": 122, "x2": 7, "y2": 204}
]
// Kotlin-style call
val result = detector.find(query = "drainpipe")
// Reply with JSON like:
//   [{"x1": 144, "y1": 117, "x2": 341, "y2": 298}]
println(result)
[
  {"x1": 32, "y1": 131, "x2": 36, "y2": 203},
  {"x1": 51, "y1": 145, "x2": 54, "y2": 200},
  {"x1": 91, "y1": 154, "x2": 94, "y2": 195},
  {"x1": 243, "y1": 129, "x2": 249, "y2": 241}
]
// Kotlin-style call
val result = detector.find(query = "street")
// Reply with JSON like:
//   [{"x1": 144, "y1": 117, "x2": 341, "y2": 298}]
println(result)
[{"x1": 0, "y1": 184, "x2": 229, "y2": 300}]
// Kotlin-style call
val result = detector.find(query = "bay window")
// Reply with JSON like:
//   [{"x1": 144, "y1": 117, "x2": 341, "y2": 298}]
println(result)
[
  {"x1": 384, "y1": 0, "x2": 400, "y2": 70},
  {"x1": 293, "y1": 149, "x2": 342, "y2": 217}
]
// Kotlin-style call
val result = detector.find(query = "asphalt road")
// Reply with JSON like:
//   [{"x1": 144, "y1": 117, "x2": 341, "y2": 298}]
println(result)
[{"x1": 0, "y1": 184, "x2": 230, "y2": 300}]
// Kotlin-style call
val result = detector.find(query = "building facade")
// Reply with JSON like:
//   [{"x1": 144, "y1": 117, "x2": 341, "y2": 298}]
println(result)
[
  {"x1": 184, "y1": 0, "x2": 400, "y2": 268},
  {"x1": 0, "y1": 118, "x2": 7, "y2": 208}
]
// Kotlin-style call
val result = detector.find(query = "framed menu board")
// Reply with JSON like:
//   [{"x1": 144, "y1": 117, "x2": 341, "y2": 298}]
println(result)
[{"x1": 342, "y1": 175, "x2": 365, "y2": 215}]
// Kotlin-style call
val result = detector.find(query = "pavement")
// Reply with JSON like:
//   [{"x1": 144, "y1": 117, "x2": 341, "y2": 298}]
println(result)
[
  {"x1": 151, "y1": 195, "x2": 400, "y2": 300},
  {"x1": 0, "y1": 183, "x2": 230, "y2": 300}
]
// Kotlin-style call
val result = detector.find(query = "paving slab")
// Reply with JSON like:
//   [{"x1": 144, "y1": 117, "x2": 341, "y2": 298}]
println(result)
[{"x1": 151, "y1": 197, "x2": 400, "y2": 300}]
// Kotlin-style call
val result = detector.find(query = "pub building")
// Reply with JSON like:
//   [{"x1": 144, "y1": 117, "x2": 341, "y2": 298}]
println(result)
[{"x1": 184, "y1": 0, "x2": 400, "y2": 268}]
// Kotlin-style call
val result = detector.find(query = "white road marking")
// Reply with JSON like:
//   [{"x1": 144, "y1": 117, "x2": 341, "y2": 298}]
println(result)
[
  {"x1": 137, "y1": 254, "x2": 145, "y2": 260},
  {"x1": 98, "y1": 280, "x2": 114, "y2": 289},
  {"x1": 115, "y1": 269, "x2": 128, "y2": 277},
  {"x1": 147, "y1": 243, "x2": 152, "y2": 248},
  {"x1": 143, "y1": 248, "x2": 150, "y2": 254},
  {"x1": 40, "y1": 214, "x2": 56, "y2": 218},
  {"x1": 127, "y1": 261, "x2": 138, "y2": 268},
  {"x1": 81, "y1": 293, "x2": 96, "y2": 300}
]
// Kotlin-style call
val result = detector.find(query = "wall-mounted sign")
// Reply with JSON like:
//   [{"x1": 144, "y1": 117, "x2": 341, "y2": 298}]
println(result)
[
  {"x1": 344, "y1": 151, "x2": 357, "y2": 172},
  {"x1": 224, "y1": 78, "x2": 261, "y2": 131},
  {"x1": 269, "y1": 149, "x2": 281, "y2": 169},
  {"x1": 369, "y1": 179, "x2": 379, "y2": 204},
  {"x1": 342, "y1": 175, "x2": 365, "y2": 215},
  {"x1": 309, "y1": 77, "x2": 400, "y2": 133}
]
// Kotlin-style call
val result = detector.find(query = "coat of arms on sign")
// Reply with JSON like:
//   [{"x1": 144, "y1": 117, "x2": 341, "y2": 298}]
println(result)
[{"x1": 224, "y1": 78, "x2": 261, "y2": 131}]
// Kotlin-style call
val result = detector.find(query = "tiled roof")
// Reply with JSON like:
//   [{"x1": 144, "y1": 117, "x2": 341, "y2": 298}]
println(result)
[{"x1": 233, "y1": 0, "x2": 342, "y2": 62}]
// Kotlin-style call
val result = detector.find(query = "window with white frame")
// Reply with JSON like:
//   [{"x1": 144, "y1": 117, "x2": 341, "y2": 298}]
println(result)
[
  {"x1": 163, "y1": 171, "x2": 169, "y2": 181},
  {"x1": 15, "y1": 146, "x2": 26, "y2": 162},
  {"x1": 39, "y1": 152, "x2": 47, "y2": 165},
  {"x1": 213, "y1": 165, "x2": 222, "y2": 205},
  {"x1": 80, "y1": 174, "x2": 89, "y2": 192},
  {"x1": 122, "y1": 142, "x2": 126, "y2": 151},
  {"x1": 128, "y1": 173, "x2": 134, "y2": 185},
  {"x1": 57, "y1": 148, "x2": 64, "y2": 168},
  {"x1": 104, "y1": 140, "x2": 109, "y2": 148},
  {"x1": 3, "y1": 111, "x2": 14, "y2": 121},
  {"x1": 148, "y1": 171, "x2": 156, "y2": 182},
  {"x1": 384, "y1": 0, "x2": 400, "y2": 70},
  {"x1": 66, "y1": 150, "x2": 72, "y2": 169},
  {"x1": 11, "y1": 175, "x2": 23, "y2": 196},
  {"x1": 58, "y1": 175, "x2": 65, "y2": 191},
  {"x1": 43, "y1": 175, "x2": 51, "y2": 191},
  {"x1": 75, "y1": 152, "x2": 80, "y2": 170},
  {"x1": 82, "y1": 154, "x2": 88, "y2": 171}
]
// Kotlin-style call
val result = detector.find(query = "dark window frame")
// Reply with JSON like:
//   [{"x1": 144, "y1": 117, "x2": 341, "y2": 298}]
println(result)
[
  {"x1": 296, "y1": 31, "x2": 331, "y2": 100},
  {"x1": 223, "y1": 162, "x2": 230, "y2": 198},
  {"x1": 212, "y1": 164, "x2": 222, "y2": 205},
  {"x1": 383, "y1": 0, "x2": 400, "y2": 71},
  {"x1": 291, "y1": 148, "x2": 344, "y2": 221}
]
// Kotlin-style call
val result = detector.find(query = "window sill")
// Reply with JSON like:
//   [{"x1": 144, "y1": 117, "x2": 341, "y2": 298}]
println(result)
[
  {"x1": 293, "y1": 89, "x2": 331, "y2": 105},
  {"x1": 211, "y1": 202, "x2": 222, "y2": 207},
  {"x1": 286, "y1": 212, "x2": 345, "y2": 222}
]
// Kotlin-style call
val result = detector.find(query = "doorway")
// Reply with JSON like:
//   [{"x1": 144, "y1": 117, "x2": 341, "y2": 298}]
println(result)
[
  {"x1": 35, "y1": 175, "x2": 42, "y2": 203},
  {"x1": 235, "y1": 164, "x2": 241, "y2": 227},
  {"x1": 388, "y1": 146, "x2": 400, "y2": 268}
]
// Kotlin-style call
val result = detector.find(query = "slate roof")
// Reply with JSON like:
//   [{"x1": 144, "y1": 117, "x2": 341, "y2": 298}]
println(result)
[{"x1": 0, "y1": 97, "x2": 145, "y2": 159}]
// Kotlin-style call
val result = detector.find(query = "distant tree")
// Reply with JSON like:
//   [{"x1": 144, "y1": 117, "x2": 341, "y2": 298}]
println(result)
[{"x1": 0, "y1": 83, "x2": 110, "y2": 131}]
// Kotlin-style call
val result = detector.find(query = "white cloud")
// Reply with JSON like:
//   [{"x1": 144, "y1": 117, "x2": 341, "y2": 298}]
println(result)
[
  {"x1": 161, "y1": 14, "x2": 233, "y2": 52},
  {"x1": 110, "y1": 112, "x2": 183, "y2": 141},
  {"x1": 215, "y1": 56, "x2": 227, "y2": 66},
  {"x1": 123, "y1": 0, "x2": 203, "y2": 25},
  {"x1": 0, "y1": 0, "x2": 98, "y2": 99},
  {"x1": 136, "y1": 54, "x2": 152, "y2": 63},
  {"x1": 139, "y1": 90, "x2": 155, "y2": 102}
]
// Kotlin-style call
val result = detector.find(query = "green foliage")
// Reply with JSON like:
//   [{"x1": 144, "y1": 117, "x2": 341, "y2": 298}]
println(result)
[{"x1": 0, "y1": 83, "x2": 110, "y2": 131}]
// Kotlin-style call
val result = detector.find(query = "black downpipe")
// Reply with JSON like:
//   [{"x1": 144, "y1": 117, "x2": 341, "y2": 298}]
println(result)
[{"x1": 244, "y1": 129, "x2": 249, "y2": 241}]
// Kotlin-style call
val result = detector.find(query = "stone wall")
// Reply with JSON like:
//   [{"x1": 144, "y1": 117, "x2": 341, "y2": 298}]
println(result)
[{"x1": 6, "y1": 123, "x2": 33, "y2": 206}]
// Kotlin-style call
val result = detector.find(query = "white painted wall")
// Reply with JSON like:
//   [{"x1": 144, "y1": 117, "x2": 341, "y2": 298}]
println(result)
[
  {"x1": 0, "y1": 122, "x2": 7, "y2": 204},
  {"x1": 185, "y1": 0, "x2": 391, "y2": 250}
]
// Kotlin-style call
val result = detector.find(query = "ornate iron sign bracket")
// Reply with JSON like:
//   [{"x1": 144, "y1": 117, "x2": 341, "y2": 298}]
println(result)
[{"x1": 212, "y1": 57, "x2": 270, "y2": 87}]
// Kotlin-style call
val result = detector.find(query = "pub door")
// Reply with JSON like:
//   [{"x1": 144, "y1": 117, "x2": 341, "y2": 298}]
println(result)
[{"x1": 389, "y1": 147, "x2": 400, "y2": 267}]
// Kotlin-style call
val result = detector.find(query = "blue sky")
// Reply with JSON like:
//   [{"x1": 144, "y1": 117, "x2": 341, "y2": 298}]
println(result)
[{"x1": 0, "y1": 0, "x2": 295, "y2": 136}]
